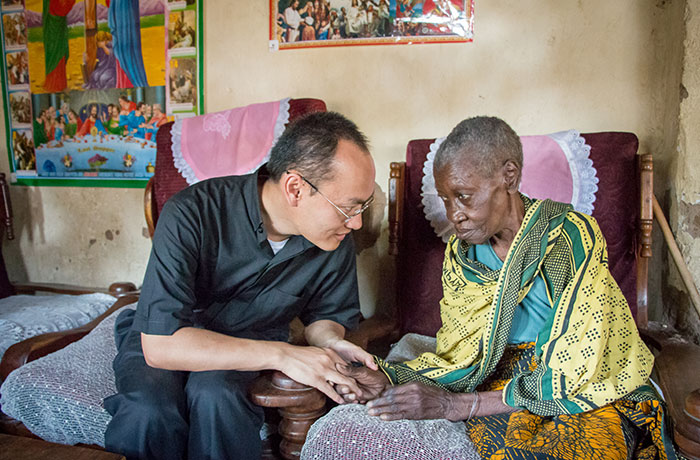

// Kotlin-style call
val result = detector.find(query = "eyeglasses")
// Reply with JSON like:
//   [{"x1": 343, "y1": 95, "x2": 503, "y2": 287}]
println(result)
[{"x1": 299, "y1": 174, "x2": 374, "y2": 224}]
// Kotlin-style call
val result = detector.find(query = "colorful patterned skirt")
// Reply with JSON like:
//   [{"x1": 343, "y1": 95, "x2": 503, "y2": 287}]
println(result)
[{"x1": 464, "y1": 343, "x2": 675, "y2": 460}]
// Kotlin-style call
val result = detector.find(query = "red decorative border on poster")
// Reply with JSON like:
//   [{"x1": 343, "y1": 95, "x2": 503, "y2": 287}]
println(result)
[{"x1": 269, "y1": 0, "x2": 474, "y2": 51}]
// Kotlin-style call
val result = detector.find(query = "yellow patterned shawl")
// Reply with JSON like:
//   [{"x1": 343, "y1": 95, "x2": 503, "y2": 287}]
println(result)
[{"x1": 377, "y1": 196, "x2": 656, "y2": 416}]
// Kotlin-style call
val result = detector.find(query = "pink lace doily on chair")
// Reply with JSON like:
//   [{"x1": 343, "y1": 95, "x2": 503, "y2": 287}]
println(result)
[{"x1": 171, "y1": 98, "x2": 291, "y2": 185}]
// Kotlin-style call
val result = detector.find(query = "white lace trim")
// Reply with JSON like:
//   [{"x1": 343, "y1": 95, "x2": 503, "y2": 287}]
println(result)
[
  {"x1": 242, "y1": 97, "x2": 291, "y2": 175},
  {"x1": 170, "y1": 117, "x2": 198, "y2": 185},
  {"x1": 170, "y1": 98, "x2": 293, "y2": 185},
  {"x1": 548, "y1": 130, "x2": 599, "y2": 215},
  {"x1": 420, "y1": 131, "x2": 599, "y2": 242},
  {"x1": 421, "y1": 137, "x2": 453, "y2": 242}
]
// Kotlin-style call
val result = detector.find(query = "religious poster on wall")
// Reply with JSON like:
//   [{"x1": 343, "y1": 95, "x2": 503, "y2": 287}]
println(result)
[
  {"x1": 270, "y1": 0, "x2": 474, "y2": 50},
  {"x1": 0, "y1": 0, "x2": 203, "y2": 187}
]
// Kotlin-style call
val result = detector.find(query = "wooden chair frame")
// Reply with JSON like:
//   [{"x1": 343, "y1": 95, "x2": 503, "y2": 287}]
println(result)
[
  {"x1": 0, "y1": 294, "x2": 140, "y2": 439},
  {"x1": 387, "y1": 154, "x2": 700, "y2": 459},
  {"x1": 0, "y1": 171, "x2": 137, "y2": 441}
]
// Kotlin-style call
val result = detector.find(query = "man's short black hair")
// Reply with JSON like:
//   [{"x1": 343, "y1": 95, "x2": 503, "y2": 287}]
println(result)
[{"x1": 267, "y1": 111, "x2": 370, "y2": 185}]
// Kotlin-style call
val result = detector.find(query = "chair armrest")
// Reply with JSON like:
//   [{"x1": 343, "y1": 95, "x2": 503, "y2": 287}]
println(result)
[
  {"x1": 247, "y1": 314, "x2": 399, "y2": 459},
  {"x1": 144, "y1": 176, "x2": 156, "y2": 238},
  {"x1": 249, "y1": 370, "x2": 326, "y2": 460},
  {"x1": 12, "y1": 281, "x2": 138, "y2": 297},
  {"x1": 247, "y1": 312, "x2": 399, "y2": 459},
  {"x1": 388, "y1": 161, "x2": 405, "y2": 256},
  {"x1": 642, "y1": 323, "x2": 700, "y2": 459},
  {"x1": 0, "y1": 294, "x2": 139, "y2": 383},
  {"x1": 653, "y1": 341, "x2": 700, "y2": 458},
  {"x1": 345, "y1": 314, "x2": 399, "y2": 351}
]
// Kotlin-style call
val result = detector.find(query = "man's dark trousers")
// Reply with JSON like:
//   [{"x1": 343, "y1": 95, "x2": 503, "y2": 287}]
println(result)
[{"x1": 104, "y1": 310, "x2": 265, "y2": 460}]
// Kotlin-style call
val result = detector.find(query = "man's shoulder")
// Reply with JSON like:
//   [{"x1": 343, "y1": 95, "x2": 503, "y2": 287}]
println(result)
[
  {"x1": 168, "y1": 173, "x2": 255, "y2": 209},
  {"x1": 157, "y1": 174, "x2": 257, "y2": 231}
]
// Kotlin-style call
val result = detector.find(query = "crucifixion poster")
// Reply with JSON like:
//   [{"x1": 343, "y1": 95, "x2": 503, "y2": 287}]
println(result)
[{"x1": 0, "y1": 0, "x2": 203, "y2": 187}]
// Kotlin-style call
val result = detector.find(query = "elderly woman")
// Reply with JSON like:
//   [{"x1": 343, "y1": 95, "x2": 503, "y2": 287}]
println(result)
[{"x1": 301, "y1": 117, "x2": 675, "y2": 460}]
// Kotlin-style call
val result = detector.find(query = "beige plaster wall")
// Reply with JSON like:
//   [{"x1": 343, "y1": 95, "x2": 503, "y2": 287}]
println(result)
[
  {"x1": 0, "y1": 0, "x2": 686, "y2": 318},
  {"x1": 668, "y1": 0, "x2": 700, "y2": 340}
]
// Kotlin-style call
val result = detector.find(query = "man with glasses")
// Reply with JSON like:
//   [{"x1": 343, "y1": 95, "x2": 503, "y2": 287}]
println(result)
[{"x1": 105, "y1": 111, "x2": 377, "y2": 460}]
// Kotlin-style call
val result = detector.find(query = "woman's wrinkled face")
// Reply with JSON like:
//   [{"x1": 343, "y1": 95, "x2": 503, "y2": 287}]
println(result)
[{"x1": 434, "y1": 159, "x2": 511, "y2": 245}]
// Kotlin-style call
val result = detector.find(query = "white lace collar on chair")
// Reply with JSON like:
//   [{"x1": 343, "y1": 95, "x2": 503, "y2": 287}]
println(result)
[{"x1": 421, "y1": 130, "x2": 599, "y2": 242}]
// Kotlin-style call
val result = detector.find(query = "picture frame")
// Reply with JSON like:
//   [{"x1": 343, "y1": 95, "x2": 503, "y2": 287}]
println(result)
[
  {"x1": 0, "y1": 0, "x2": 204, "y2": 188},
  {"x1": 270, "y1": 0, "x2": 474, "y2": 51}
]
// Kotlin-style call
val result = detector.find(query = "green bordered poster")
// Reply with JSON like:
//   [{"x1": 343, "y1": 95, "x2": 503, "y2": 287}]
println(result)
[{"x1": 0, "y1": 0, "x2": 204, "y2": 188}]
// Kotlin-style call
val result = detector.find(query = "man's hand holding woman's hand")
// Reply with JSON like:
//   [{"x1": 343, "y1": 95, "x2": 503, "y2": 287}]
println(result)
[
  {"x1": 335, "y1": 365, "x2": 468, "y2": 421},
  {"x1": 294, "y1": 320, "x2": 380, "y2": 405},
  {"x1": 334, "y1": 362, "x2": 390, "y2": 403},
  {"x1": 277, "y1": 344, "x2": 365, "y2": 405},
  {"x1": 325, "y1": 338, "x2": 378, "y2": 371}
]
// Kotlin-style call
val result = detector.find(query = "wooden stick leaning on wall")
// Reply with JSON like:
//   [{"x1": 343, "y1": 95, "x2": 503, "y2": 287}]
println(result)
[{"x1": 652, "y1": 195, "x2": 700, "y2": 320}]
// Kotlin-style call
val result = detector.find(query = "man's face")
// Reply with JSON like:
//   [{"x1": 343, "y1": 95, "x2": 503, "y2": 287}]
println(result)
[
  {"x1": 90, "y1": 106, "x2": 97, "y2": 117},
  {"x1": 294, "y1": 139, "x2": 375, "y2": 252}
]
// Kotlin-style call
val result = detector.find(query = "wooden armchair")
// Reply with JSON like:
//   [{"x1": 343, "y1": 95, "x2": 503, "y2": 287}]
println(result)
[
  {"x1": 0, "y1": 294, "x2": 139, "y2": 438},
  {"x1": 0, "y1": 171, "x2": 136, "y2": 369},
  {"x1": 0, "y1": 171, "x2": 137, "y2": 438},
  {"x1": 0, "y1": 98, "x2": 364, "y2": 460},
  {"x1": 386, "y1": 133, "x2": 700, "y2": 459}
]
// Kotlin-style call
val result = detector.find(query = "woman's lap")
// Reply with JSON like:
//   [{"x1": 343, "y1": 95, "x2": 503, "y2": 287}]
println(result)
[
  {"x1": 303, "y1": 337, "x2": 657, "y2": 460},
  {"x1": 301, "y1": 404, "x2": 480, "y2": 460}
]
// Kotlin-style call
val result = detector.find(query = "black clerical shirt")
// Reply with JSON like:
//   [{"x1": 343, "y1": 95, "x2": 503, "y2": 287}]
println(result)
[{"x1": 132, "y1": 168, "x2": 361, "y2": 342}]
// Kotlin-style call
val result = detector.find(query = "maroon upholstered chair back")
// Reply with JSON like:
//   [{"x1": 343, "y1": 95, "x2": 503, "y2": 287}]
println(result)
[
  {"x1": 149, "y1": 98, "x2": 327, "y2": 226},
  {"x1": 396, "y1": 133, "x2": 640, "y2": 337}
]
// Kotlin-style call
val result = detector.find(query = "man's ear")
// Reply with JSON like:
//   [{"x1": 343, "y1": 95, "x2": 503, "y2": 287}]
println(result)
[
  {"x1": 283, "y1": 172, "x2": 304, "y2": 207},
  {"x1": 502, "y1": 160, "x2": 521, "y2": 193}
]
